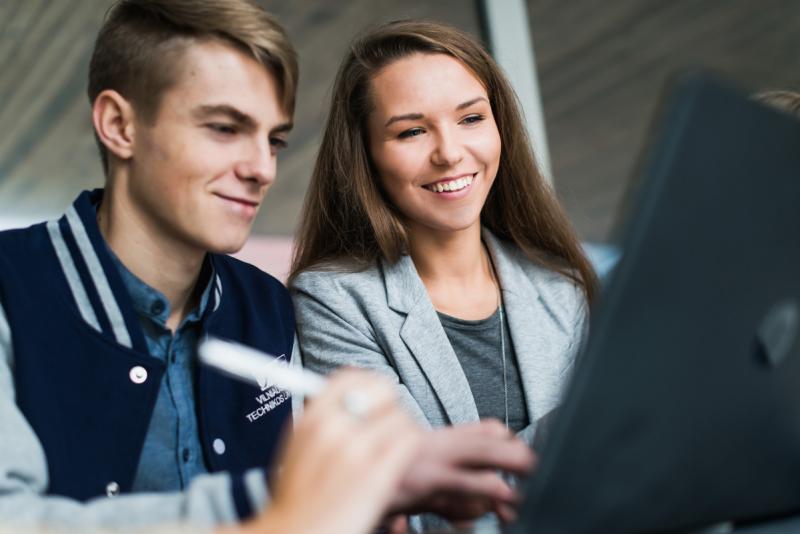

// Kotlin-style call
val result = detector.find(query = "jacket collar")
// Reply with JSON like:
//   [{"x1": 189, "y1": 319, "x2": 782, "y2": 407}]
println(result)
[
  {"x1": 485, "y1": 230, "x2": 575, "y2": 425},
  {"x1": 382, "y1": 228, "x2": 574, "y2": 426},
  {"x1": 46, "y1": 189, "x2": 224, "y2": 352},
  {"x1": 384, "y1": 251, "x2": 479, "y2": 424}
]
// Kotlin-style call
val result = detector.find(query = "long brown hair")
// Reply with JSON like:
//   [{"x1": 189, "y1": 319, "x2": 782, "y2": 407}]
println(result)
[{"x1": 290, "y1": 19, "x2": 596, "y2": 302}]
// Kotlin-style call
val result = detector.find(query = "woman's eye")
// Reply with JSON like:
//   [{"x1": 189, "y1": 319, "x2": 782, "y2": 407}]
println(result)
[
  {"x1": 398, "y1": 128, "x2": 424, "y2": 139},
  {"x1": 461, "y1": 114, "x2": 485, "y2": 125}
]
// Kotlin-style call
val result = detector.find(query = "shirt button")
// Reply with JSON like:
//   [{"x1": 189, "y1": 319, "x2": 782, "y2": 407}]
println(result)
[
  {"x1": 182, "y1": 448, "x2": 190, "y2": 463},
  {"x1": 129, "y1": 366, "x2": 147, "y2": 384},
  {"x1": 105, "y1": 481, "x2": 120, "y2": 497},
  {"x1": 150, "y1": 300, "x2": 165, "y2": 315},
  {"x1": 213, "y1": 438, "x2": 226, "y2": 455}
]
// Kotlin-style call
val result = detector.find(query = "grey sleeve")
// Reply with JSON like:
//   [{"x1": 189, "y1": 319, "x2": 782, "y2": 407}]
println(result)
[
  {"x1": 0, "y1": 299, "x2": 268, "y2": 530},
  {"x1": 292, "y1": 274, "x2": 431, "y2": 427}
]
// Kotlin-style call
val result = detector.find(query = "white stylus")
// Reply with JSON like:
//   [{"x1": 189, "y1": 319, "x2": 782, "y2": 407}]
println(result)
[{"x1": 198, "y1": 337, "x2": 326, "y2": 397}]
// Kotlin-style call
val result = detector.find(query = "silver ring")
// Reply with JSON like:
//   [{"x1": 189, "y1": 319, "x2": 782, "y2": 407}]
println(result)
[{"x1": 341, "y1": 390, "x2": 371, "y2": 420}]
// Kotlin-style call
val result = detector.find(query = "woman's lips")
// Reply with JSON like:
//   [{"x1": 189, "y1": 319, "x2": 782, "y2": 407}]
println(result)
[{"x1": 422, "y1": 173, "x2": 476, "y2": 196}]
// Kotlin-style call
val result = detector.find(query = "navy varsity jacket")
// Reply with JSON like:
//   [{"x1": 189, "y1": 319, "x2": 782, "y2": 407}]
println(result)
[{"x1": 0, "y1": 190, "x2": 294, "y2": 521}]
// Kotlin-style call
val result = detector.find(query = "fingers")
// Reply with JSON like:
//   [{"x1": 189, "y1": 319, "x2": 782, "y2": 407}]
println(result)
[
  {"x1": 295, "y1": 369, "x2": 414, "y2": 470},
  {"x1": 383, "y1": 515, "x2": 409, "y2": 534},
  {"x1": 415, "y1": 473, "x2": 520, "y2": 522},
  {"x1": 434, "y1": 426, "x2": 537, "y2": 475},
  {"x1": 268, "y1": 368, "x2": 423, "y2": 534},
  {"x1": 433, "y1": 495, "x2": 494, "y2": 521},
  {"x1": 287, "y1": 370, "x2": 531, "y2": 529},
  {"x1": 460, "y1": 419, "x2": 514, "y2": 438},
  {"x1": 346, "y1": 399, "x2": 420, "y2": 472},
  {"x1": 494, "y1": 501, "x2": 519, "y2": 523},
  {"x1": 318, "y1": 368, "x2": 422, "y2": 482},
  {"x1": 436, "y1": 469, "x2": 517, "y2": 503},
  {"x1": 313, "y1": 368, "x2": 398, "y2": 421},
  {"x1": 323, "y1": 377, "x2": 422, "y2": 525}
]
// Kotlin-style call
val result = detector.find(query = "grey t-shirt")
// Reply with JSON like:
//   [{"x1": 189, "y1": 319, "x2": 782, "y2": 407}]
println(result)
[{"x1": 437, "y1": 308, "x2": 530, "y2": 432}]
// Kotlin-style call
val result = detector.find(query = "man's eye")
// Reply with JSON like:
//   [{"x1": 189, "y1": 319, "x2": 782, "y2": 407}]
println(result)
[
  {"x1": 461, "y1": 114, "x2": 485, "y2": 125},
  {"x1": 398, "y1": 128, "x2": 424, "y2": 139},
  {"x1": 270, "y1": 137, "x2": 288, "y2": 150},
  {"x1": 208, "y1": 124, "x2": 237, "y2": 135}
]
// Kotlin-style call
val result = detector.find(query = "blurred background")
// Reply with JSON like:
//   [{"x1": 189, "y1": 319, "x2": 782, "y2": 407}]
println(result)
[{"x1": 1, "y1": 0, "x2": 798, "y2": 279}]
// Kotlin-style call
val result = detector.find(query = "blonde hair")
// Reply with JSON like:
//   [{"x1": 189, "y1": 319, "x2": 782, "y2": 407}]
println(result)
[
  {"x1": 88, "y1": 0, "x2": 297, "y2": 173},
  {"x1": 290, "y1": 20, "x2": 596, "y2": 302}
]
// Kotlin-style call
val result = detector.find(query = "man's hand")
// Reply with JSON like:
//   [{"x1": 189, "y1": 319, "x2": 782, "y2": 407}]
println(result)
[
  {"x1": 390, "y1": 419, "x2": 537, "y2": 522},
  {"x1": 238, "y1": 370, "x2": 423, "y2": 534},
  {"x1": 221, "y1": 377, "x2": 534, "y2": 534}
]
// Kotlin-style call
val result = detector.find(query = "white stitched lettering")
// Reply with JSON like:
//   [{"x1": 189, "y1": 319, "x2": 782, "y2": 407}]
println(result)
[{"x1": 246, "y1": 391, "x2": 290, "y2": 422}]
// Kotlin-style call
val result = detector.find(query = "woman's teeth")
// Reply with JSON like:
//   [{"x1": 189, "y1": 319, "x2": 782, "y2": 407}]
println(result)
[{"x1": 425, "y1": 174, "x2": 474, "y2": 193}]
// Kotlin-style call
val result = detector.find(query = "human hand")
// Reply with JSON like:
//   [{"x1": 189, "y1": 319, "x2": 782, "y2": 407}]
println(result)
[
  {"x1": 389, "y1": 419, "x2": 537, "y2": 523},
  {"x1": 241, "y1": 369, "x2": 423, "y2": 534}
]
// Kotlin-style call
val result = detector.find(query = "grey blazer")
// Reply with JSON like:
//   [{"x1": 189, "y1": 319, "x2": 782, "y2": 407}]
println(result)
[{"x1": 291, "y1": 230, "x2": 588, "y2": 441}]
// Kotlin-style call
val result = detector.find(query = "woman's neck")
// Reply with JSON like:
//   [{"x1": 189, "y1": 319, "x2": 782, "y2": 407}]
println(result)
[{"x1": 408, "y1": 222, "x2": 499, "y2": 320}]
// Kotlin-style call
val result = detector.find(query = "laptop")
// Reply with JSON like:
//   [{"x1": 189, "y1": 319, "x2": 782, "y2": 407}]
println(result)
[{"x1": 506, "y1": 72, "x2": 800, "y2": 533}]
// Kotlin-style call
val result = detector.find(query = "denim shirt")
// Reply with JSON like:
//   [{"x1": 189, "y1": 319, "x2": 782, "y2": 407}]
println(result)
[{"x1": 109, "y1": 252, "x2": 214, "y2": 492}]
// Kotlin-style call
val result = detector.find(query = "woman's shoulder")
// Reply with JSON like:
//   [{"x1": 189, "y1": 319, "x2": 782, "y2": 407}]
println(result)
[{"x1": 290, "y1": 260, "x2": 385, "y2": 297}]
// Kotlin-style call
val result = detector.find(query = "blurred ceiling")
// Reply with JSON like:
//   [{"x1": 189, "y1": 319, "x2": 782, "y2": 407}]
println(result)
[
  {"x1": 1, "y1": 1, "x2": 798, "y2": 241},
  {"x1": 529, "y1": 0, "x2": 800, "y2": 240}
]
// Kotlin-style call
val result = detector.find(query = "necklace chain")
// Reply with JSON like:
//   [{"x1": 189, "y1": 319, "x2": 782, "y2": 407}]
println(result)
[
  {"x1": 498, "y1": 298, "x2": 509, "y2": 429},
  {"x1": 486, "y1": 244, "x2": 509, "y2": 429}
]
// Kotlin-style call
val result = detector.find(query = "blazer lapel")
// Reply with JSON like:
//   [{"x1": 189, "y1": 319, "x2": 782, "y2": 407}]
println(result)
[
  {"x1": 384, "y1": 256, "x2": 480, "y2": 425},
  {"x1": 484, "y1": 231, "x2": 573, "y2": 424}
]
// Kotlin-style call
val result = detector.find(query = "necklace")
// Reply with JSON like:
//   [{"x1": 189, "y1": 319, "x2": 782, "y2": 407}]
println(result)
[{"x1": 485, "y1": 244, "x2": 509, "y2": 429}]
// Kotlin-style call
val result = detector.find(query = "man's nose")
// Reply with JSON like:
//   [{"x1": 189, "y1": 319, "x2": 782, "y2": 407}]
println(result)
[{"x1": 237, "y1": 140, "x2": 276, "y2": 186}]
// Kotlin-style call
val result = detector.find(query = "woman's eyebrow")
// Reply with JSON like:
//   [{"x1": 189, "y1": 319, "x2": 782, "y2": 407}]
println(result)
[
  {"x1": 455, "y1": 96, "x2": 488, "y2": 110},
  {"x1": 385, "y1": 112, "x2": 424, "y2": 127},
  {"x1": 384, "y1": 96, "x2": 488, "y2": 127}
]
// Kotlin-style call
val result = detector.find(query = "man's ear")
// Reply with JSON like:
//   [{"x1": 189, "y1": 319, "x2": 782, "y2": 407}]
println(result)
[{"x1": 92, "y1": 89, "x2": 137, "y2": 162}]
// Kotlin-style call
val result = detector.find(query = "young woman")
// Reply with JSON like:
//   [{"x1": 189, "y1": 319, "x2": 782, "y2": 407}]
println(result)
[{"x1": 290, "y1": 20, "x2": 596, "y2": 444}]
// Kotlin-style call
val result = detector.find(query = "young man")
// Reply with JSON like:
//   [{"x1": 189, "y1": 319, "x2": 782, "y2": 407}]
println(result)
[{"x1": 0, "y1": 1, "x2": 533, "y2": 532}]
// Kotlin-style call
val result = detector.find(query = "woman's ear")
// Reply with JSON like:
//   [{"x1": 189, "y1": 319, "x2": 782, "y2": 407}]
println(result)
[{"x1": 92, "y1": 89, "x2": 136, "y2": 162}]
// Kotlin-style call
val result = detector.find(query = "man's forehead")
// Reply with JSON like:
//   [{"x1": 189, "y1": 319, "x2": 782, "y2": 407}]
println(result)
[{"x1": 167, "y1": 39, "x2": 291, "y2": 127}]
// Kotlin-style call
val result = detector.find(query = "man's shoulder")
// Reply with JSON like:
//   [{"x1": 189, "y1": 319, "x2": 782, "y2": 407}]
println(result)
[
  {"x1": 0, "y1": 223, "x2": 52, "y2": 271},
  {"x1": 212, "y1": 254, "x2": 288, "y2": 296},
  {"x1": 211, "y1": 254, "x2": 296, "y2": 319},
  {"x1": 0, "y1": 222, "x2": 47, "y2": 247},
  {"x1": 210, "y1": 255, "x2": 295, "y2": 339}
]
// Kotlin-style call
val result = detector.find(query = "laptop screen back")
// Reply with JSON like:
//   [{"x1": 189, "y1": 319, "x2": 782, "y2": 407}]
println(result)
[{"x1": 511, "y1": 73, "x2": 800, "y2": 533}]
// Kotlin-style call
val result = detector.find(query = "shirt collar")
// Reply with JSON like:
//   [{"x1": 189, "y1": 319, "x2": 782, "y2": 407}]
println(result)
[
  {"x1": 107, "y1": 250, "x2": 215, "y2": 328},
  {"x1": 87, "y1": 188, "x2": 215, "y2": 326}
]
